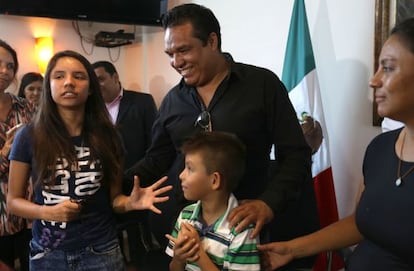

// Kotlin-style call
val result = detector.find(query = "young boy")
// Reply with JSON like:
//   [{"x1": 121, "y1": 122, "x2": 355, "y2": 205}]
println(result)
[{"x1": 165, "y1": 131, "x2": 261, "y2": 271}]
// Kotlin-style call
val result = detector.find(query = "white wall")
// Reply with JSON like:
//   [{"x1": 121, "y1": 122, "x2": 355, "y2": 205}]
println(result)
[{"x1": 0, "y1": 0, "x2": 382, "y2": 218}]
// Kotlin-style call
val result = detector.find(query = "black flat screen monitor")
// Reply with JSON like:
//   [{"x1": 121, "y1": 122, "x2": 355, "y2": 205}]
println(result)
[{"x1": 0, "y1": 0, "x2": 167, "y2": 26}]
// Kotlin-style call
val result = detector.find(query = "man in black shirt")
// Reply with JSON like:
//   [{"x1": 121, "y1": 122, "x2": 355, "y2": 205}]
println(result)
[{"x1": 126, "y1": 3, "x2": 316, "y2": 270}]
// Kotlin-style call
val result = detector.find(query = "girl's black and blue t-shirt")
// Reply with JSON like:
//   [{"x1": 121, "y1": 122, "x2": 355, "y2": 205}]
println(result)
[{"x1": 9, "y1": 125, "x2": 117, "y2": 251}]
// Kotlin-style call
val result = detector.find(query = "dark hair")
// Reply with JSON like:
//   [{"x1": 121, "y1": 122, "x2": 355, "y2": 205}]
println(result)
[
  {"x1": 17, "y1": 72, "x2": 44, "y2": 98},
  {"x1": 391, "y1": 17, "x2": 414, "y2": 54},
  {"x1": 92, "y1": 60, "x2": 117, "y2": 76},
  {"x1": 181, "y1": 131, "x2": 246, "y2": 192},
  {"x1": 33, "y1": 50, "x2": 123, "y2": 187},
  {"x1": 162, "y1": 3, "x2": 222, "y2": 50},
  {"x1": 0, "y1": 39, "x2": 18, "y2": 75}
]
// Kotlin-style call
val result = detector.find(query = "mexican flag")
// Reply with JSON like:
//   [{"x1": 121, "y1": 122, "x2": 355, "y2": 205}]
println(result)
[{"x1": 282, "y1": 0, "x2": 344, "y2": 270}]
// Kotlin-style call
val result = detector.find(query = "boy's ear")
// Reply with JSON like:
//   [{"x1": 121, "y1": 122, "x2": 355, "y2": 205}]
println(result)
[{"x1": 211, "y1": 171, "x2": 222, "y2": 190}]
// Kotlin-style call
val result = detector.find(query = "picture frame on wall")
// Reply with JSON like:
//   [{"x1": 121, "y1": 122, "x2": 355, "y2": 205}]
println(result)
[{"x1": 373, "y1": 0, "x2": 414, "y2": 126}]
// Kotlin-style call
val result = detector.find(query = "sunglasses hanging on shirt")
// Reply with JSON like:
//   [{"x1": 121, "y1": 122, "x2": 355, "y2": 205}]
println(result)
[{"x1": 194, "y1": 111, "x2": 212, "y2": 132}]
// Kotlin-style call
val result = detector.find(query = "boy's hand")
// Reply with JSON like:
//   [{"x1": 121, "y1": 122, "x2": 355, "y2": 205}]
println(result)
[
  {"x1": 180, "y1": 222, "x2": 199, "y2": 243},
  {"x1": 166, "y1": 232, "x2": 200, "y2": 263}
]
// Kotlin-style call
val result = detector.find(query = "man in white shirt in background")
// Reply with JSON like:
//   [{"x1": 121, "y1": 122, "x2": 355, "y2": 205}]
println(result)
[{"x1": 93, "y1": 61, "x2": 158, "y2": 271}]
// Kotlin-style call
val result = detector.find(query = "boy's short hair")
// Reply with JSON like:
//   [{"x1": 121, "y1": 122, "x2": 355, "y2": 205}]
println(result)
[{"x1": 181, "y1": 131, "x2": 246, "y2": 192}]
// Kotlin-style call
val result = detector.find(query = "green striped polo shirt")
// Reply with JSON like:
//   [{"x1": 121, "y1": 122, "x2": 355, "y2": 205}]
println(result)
[{"x1": 165, "y1": 193, "x2": 261, "y2": 271}]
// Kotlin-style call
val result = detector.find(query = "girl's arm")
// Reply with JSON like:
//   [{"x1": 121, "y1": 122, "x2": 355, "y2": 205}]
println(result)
[
  {"x1": 111, "y1": 175, "x2": 172, "y2": 214},
  {"x1": 7, "y1": 160, "x2": 81, "y2": 222}
]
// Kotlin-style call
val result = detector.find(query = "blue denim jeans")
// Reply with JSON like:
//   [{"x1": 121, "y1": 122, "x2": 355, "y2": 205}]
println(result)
[{"x1": 29, "y1": 238, "x2": 126, "y2": 271}]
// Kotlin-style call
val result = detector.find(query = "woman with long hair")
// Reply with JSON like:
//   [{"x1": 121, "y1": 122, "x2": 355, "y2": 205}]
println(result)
[{"x1": 7, "y1": 50, "x2": 171, "y2": 271}]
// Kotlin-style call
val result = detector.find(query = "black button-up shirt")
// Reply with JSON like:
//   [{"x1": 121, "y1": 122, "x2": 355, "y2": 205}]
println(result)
[{"x1": 127, "y1": 60, "x2": 311, "y2": 215}]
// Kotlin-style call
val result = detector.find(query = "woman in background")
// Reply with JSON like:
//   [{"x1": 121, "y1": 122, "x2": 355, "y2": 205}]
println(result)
[
  {"x1": 17, "y1": 72, "x2": 44, "y2": 107},
  {"x1": 7, "y1": 50, "x2": 171, "y2": 271},
  {"x1": 0, "y1": 39, "x2": 35, "y2": 271}
]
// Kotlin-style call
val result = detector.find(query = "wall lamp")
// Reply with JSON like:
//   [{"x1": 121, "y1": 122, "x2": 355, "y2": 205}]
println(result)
[{"x1": 35, "y1": 37, "x2": 54, "y2": 75}]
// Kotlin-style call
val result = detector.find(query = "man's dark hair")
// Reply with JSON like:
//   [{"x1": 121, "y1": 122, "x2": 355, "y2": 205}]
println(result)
[
  {"x1": 181, "y1": 131, "x2": 246, "y2": 192},
  {"x1": 162, "y1": 3, "x2": 222, "y2": 50},
  {"x1": 92, "y1": 60, "x2": 118, "y2": 76}
]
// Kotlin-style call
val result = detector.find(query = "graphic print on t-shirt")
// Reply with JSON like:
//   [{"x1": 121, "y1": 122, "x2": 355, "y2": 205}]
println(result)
[{"x1": 38, "y1": 144, "x2": 103, "y2": 249}]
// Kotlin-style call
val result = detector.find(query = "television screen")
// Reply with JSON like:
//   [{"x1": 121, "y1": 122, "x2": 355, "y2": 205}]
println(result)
[{"x1": 0, "y1": 0, "x2": 167, "y2": 26}]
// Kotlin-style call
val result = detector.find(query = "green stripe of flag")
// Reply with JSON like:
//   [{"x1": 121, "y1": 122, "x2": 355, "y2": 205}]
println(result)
[{"x1": 282, "y1": 0, "x2": 315, "y2": 92}]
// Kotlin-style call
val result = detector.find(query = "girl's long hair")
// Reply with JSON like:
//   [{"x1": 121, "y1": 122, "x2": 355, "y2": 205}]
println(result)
[{"x1": 33, "y1": 50, "x2": 123, "y2": 188}]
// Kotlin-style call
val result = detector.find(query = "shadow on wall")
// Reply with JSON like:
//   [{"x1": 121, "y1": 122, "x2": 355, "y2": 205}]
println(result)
[{"x1": 149, "y1": 75, "x2": 171, "y2": 108}]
